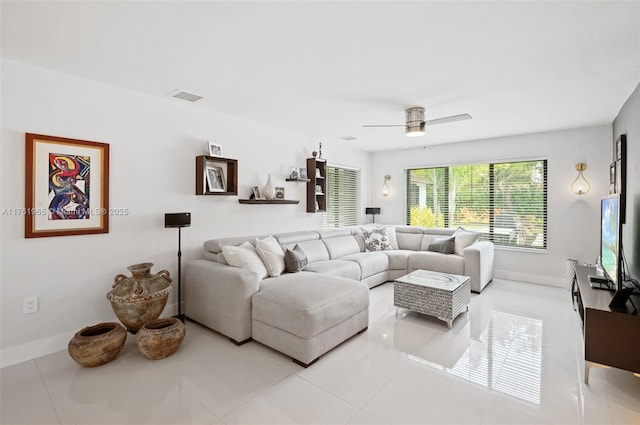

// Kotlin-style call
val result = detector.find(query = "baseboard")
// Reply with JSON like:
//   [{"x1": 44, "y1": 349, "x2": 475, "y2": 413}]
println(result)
[
  {"x1": 494, "y1": 269, "x2": 566, "y2": 288},
  {"x1": 1, "y1": 302, "x2": 179, "y2": 369}
]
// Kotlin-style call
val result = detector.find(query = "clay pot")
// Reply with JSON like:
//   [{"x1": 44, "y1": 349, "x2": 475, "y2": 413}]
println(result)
[
  {"x1": 107, "y1": 263, "x2": 172, "y2": 333},
  {"x1": 136, "y1": 317, "x2": 186, "y2": 360},
  {"x1": 68, "y1": 322, "x2": 127, "y2": 367}
]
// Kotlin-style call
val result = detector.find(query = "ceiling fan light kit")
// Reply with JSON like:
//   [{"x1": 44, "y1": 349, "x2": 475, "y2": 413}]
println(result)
[{"x1": 363, "y1": 106, "x2": 471, "y2": 138}]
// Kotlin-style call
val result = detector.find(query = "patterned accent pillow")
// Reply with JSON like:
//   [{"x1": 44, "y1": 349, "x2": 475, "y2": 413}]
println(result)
[
  {"x1": 362, "y1": 227, "x2": 392, "y2": 252},
  {"x1": 284, "y1": 244, "x2": 308, "y2": 273}
]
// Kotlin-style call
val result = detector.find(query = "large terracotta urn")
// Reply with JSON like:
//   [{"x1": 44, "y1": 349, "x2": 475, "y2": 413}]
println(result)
[{"x1": 107, "y1": 263, "x2": 172, "y2": 333}]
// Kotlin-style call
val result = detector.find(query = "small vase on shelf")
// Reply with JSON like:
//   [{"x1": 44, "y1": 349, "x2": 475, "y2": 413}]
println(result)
[{"x1": 263, "y1": 174, "x2": 276, "y2": 200}]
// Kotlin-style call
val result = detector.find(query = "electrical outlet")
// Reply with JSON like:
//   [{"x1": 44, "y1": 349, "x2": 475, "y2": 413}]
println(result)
[{"x1": 23, "y1": 296, "x2": 38, "y2": 314}]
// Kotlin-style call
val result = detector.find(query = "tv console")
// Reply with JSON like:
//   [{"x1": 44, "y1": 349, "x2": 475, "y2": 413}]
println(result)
[{"x1": 573, "y1": 265, "x2": 640, "y2": 384}]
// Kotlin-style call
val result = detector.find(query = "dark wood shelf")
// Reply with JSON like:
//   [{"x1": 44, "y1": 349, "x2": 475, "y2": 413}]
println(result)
[
  {"x1": 286, "y1": 178, "x2": 311, "y2": 182},
  {"x1": 195, "y1": 155, "x2": 238, "y2": 195},
  {"x1": 307, "y1": 157, "x2": 327, "y2": 213},
  {"x1": 238, "y1": 199, "x2": 300, "y2": 205}
]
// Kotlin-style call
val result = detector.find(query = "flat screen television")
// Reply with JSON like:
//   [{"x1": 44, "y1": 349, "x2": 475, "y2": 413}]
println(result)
[{"x1": 600, "y1": 194, "x2": 621, "y2": 289}]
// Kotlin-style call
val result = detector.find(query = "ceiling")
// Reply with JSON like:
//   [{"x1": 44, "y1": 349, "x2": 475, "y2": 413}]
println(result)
[{"x1": 2, "y1": 1, "x2": 639, "y2": 152}]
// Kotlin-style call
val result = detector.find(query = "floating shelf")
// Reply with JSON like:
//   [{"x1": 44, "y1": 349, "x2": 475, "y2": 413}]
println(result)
[
  {"x1": 238, "y1": 199, "x2": 300, "y2": 205},
  {"x1": 286, "y1": 178, "x2": 311, "y2": 182}
]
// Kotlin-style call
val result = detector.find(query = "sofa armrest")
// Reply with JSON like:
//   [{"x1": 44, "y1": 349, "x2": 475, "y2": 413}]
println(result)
[
  {"x1": 463, "y1": 241, "x2": 495, "y2": 292},
  {"x1": 185, "y1": 259, "x2": 261, "y2": 343}
]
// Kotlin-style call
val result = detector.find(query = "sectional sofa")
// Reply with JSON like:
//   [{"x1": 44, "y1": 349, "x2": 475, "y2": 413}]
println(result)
[{"x1": 185, "y1": 225, "x2": 494, "y2": 366}]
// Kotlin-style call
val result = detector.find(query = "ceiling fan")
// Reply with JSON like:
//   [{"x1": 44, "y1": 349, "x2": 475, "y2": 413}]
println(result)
[{"x1": 362, "y1": 107, "x2": 472, "y2": 137}]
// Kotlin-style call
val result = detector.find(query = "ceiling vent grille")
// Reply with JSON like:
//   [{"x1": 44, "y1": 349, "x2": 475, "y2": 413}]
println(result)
[{"x1": 170, "y1": 90, "x2": 203, "y2": 102}]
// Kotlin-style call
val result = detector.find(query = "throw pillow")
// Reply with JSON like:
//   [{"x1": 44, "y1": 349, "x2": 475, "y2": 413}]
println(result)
[
  {"x1": 362, "y1": 227, "x2": 392, "y2": 252},
  {"x1": 255, "y1": 235, "x2": 286, "y2": 277},
  {"x1": 428, "y1": 236, "x2": 456, "y2": 254},
  {"x1": 284, "y1": 244, "x2": 308, "y2": 273},
  {"x1": 385, "y1": 226, "x2": 399, "y2": 250},
  {"x1": 222, "y1": 241, "x2": 268, "y2": 279},
  {"x1": 452, "y1": 227, "x2": 480, "y2": 256}
]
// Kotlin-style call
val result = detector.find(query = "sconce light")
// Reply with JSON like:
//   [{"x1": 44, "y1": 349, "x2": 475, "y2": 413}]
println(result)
[
  {"x1": 571, "y1": 163, "x2": 590, "y2": 195},
  {"x1": 381, "y1": 175, "x2": 391, "y2": 197}
]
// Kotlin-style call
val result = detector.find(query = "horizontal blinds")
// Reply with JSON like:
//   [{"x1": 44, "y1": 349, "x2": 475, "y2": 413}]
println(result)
[
  {"x1": 324, "y1": 166, "x2": 360, "y2": 228},
  {"x1": 406, "y1": 160, "x2": 547, "y2": 250}
]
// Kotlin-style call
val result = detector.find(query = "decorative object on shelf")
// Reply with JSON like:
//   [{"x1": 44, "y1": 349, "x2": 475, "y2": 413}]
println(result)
[
  {"x1": 315, "y1": 185, "x2": 323, "y2": 195},
  {"x1": 299, "y1": 168, "x2": 307, "y2": 179},
  {"x1": 318, "y1": 142, "x2": 323, "y2": 159},
  {"x1": 275, "y1": 187, "x2": 285, "y2": 199},
  {"x1": 312, "y1": 145, "x2": 318, "y2": 158},
  {"x1": 570, "y1": 163, "x2": 590, "y2": 195},
  {"x1": 195, "y1": 155, "x2": 238, "y2": 195},
  {"x1": 165, "y1": 212, "x2": 191, "y2": 322},
  {"x1": 381, "y1": 175, "x2": 391, "y2": 197},
  {"x1": 609, "y1": 162, "x2": 616, "y2": 194},
  {"x1": 25, "y1": 133, "x2": 110, "y2": 238},
  {"x1": 136, "y1": 317, "x2": 186, "y2": 360},
  {"x1": 315, "y1": 168, "x2": 322, "y2": 178},
  {"x1": 68, "y1": 322, "x2": 127, "y2": 367},
  {"x1": 207, "y1": 141, "x2": 223, "y2": 157},
  {"x1": 290, "y1": 167, "x2": 300, "y2": 179},
  {"x1": 253, "y1": 186, "x2": 263, "y2": 199},
  {"x1": 205, "y1": 165, "x2": 226, "y2": 192},
  {"x1": 107, "y1": 263, "x2": 172, "y2": 333},
  {"x1": 366, "y1": 207, "x2": 381, "y2": 223},
  {"x1": 263, "y1": 174, "x2": 276, "y2": 200}
]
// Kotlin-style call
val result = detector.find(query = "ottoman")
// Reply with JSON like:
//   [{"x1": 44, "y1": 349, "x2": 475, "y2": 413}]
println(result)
[{"x1": 251, "y1": 272, "x2": 369, "y2": 367}]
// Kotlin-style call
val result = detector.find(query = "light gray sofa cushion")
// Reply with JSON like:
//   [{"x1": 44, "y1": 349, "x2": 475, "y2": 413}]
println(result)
[
  {"x1": 204, "y1": 235, "x2": 266, "y2": 253},
  {"x1": 408, "y1": 251, "x2": 464, "y2": 276},
  {"x1": 295, "y1": 239, "x2": 331, "y2": 263},
  {"x1": 304, "y1": 260, "x2": 361, "y2": 281},
  {"x1": 383, "y1": 249, "x2": 413, "y2": 271},
  {"x1": 252, "y1": 272, "x2": 369, "y2": 339},
  {"x1": 339, "y1": 252, "x2": 389, "y2": 279},
  {"x1": 323, "y1": 234, "x2": 361, "y2": 259},
  {"x1": 397, "y1": 231, "x2": 424, "y2": 251}
]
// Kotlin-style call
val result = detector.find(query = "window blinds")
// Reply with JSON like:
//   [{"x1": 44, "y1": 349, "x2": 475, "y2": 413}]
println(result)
[{"x1": 324, "y1": 166, "x2": 360, "y2": 228}]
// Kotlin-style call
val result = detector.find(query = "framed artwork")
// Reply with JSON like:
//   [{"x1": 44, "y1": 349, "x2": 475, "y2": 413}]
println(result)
[
  {"x1": 25, "y1": 133, "x2": 109, "y2": 238},
  {"x1": 289, "y1": 167, "x2": 299, "y2": 180},
  {"x1": 609, "y1": 162, "x2": 616, "y2": 185},
  {"x1": 207, "y1": 141, "x2": 223, "y2": 157},
  {"x1": 252, "y1": 186, "x2": 263, "y2": 199},
  {"x1": 205, "y1": 166, "x2": 226, "y2": 192},
  {"x1": 275, "y1": 187, "x2": 285, "y2": 199},
  {"x1": 315, "y1": 184, "x2": 323, "y2": 194},
  {"x1": 616, "y1": 136, "x2": 623, "y2": 161},
  {"x1": 299, "y1": 168, "x2": 307, "y2": 179}
]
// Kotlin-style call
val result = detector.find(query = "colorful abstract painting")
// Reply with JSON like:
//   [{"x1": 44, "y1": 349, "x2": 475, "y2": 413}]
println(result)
[{"x1": 48, "y1": 153, "x2": 91, "y2": 220}]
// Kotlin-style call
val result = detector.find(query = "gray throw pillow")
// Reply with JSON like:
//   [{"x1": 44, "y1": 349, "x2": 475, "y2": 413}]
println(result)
[
  {"x1": 284, "y1": 244, "x2": 308, "y2": 273},
  {"x1": 428, "y1": 237, "x2": 455, "y2": 255}
]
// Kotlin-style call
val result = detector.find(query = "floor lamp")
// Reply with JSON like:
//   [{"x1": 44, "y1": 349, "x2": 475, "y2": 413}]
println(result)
[
  {"x1": 365, "y1": 207, "x2": 381, "y2": 223},
  {"x1": 165, "y1": 212, "x2": 191, "y2": 322}
]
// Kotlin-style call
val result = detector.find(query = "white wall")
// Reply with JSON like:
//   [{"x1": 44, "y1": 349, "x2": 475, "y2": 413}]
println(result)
[
  {"x1": 613, "y1": 82, "x2": 640, "y2": 280},
  {"x1": 370, "y1": 126, "x2": 613, "y2": 285},
  {"x1": 0, "y1": 59, "x2": 371, "y2": 367}
]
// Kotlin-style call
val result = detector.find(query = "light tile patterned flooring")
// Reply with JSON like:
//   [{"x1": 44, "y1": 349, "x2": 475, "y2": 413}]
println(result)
[{"x1": 2, "y1": 279, "x2": 639, "y2": 424}]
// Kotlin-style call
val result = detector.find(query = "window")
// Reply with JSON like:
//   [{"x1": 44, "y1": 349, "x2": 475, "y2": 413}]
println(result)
[
  {"x1": 406, "y1": 159, "x2": 547, "y2": 249},
  {"x1": 324, "y1": 165, "x2": 360, "y2": 228}
]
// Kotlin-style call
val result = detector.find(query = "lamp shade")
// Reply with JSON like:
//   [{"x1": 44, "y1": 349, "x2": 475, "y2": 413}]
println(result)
[
  {"x1": 365, "y1": 207, "x2": 381, "y2": 215},
  {"x1": 165, "y1": 212, "x2": 191, "y2": 228}
]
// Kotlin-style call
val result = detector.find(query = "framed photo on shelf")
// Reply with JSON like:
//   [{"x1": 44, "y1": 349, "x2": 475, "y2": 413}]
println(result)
[
  {"x1": 289, "y1": 167, "x2": 299, "y2": 180},
  {"x1": 25, "y1": 133, "x2": 110, "y2": 238},
  {"x1": 299, "y1": 168, "x2": 307, "y2": 179},
  {"x1": 252, "y1": 186, "x2": 263, "y2": 199},
  {"x1": 207, "y1": 141, "x2": 223, "y2": 158},
  {"x1": 275, "y1": 187, "x2": 285, "y2": 199},
  {"x1": 315, "y1": 184, "x2": 323, "y2": 194},
  {"x1": 610, "y1": 162, "x2": 616, "y2": 186},
  {"x1": 616, "y1": 136, "x2": 623, "y2": 161},
  {"x1": 206, "y1": 166, "x2": 226, "y2": 192}
]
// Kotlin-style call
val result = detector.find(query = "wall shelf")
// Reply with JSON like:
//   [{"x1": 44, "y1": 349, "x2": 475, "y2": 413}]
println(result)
[
  {"x1": 286, "y1": 178, "x2": 311, "y2": 182},
  {"x1": 195, "y1": 155, "x2": 238, "y2": 195},
  {"x1": 306, "y1": 157, "x2": 327, "y2": 213},
  {"x1": 238, "y1": 199, "x2": 300, "y2": 205}
]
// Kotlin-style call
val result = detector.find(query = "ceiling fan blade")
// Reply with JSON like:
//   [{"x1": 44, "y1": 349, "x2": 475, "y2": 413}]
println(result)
[
  {"x1": 362, "y1": 124, "x2": 405, "y2": 128},
  {"x1": 425, "y1": 113, "x2": 472, "y2": 126}
]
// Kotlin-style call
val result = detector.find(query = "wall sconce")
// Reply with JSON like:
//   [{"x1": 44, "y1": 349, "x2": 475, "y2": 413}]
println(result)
[
  {"x1": 381, "y1": 175, "x2": 391, "y2": 197},
  {"x1": 571, "y1": 163, "x2": 590, "y2": 195}
]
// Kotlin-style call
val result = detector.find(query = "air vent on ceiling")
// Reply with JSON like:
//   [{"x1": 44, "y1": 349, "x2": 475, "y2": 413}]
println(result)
[
  {"x1": 170, "y1": 90, "x2": 203, "y2": 102},
  {"x1": 339, "y1": 136, "x2": 358, "y2": 141}
]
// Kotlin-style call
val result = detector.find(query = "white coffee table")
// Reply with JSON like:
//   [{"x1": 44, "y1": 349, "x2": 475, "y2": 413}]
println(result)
[{"x1": 394, "y1": 269, "x2": 471, "y2": 328}]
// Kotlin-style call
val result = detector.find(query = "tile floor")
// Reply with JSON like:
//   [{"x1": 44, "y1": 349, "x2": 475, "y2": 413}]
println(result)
[{"x1": 2, "y1": 279, "x2": 639, "y2": 424}]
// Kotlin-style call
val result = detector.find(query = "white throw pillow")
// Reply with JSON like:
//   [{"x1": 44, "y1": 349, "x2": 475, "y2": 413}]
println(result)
[
  {"x1": 255, "y1": 235, "x2": 286, "y2": 277},
  {"x1": 385, "y1": 226, "x2": 399, "y2": 250},
  {"x1": 452, "y1": 227, "x2": 480, "y2": 256},
  {"x1": 222, "y1": 241, "x2": 268, "y2": 279},
  {"x1": 362, "y1": 227, "x2": 392, "y2": 252}
]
